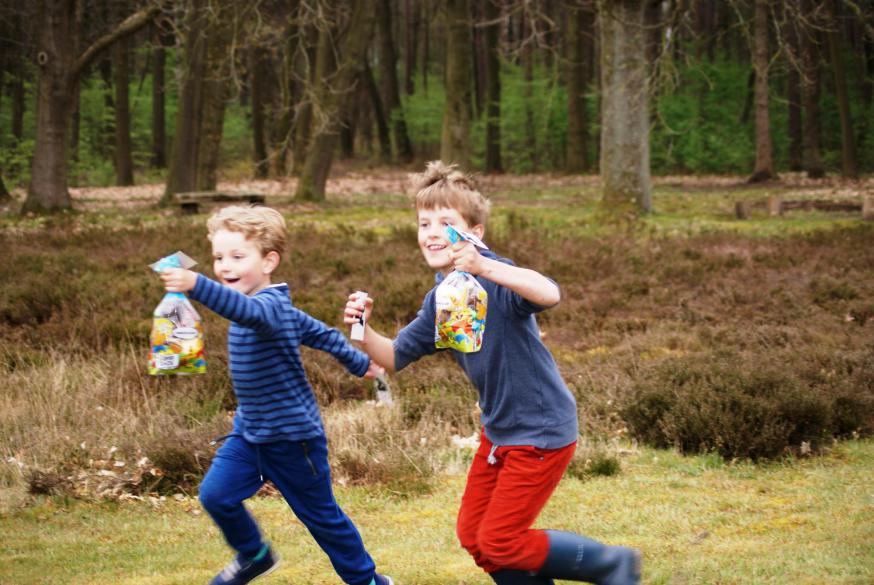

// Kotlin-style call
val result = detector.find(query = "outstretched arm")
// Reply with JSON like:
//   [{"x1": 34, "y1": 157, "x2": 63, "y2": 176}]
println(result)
[{"x1": 450, "y1": 241, "x2": 561, "y2": 307}]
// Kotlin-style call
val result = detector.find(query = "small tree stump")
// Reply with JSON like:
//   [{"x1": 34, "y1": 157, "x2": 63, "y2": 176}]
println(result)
[
  {"x1": 767, "y1": 196, "x2": 783, "y2": 217},
  {"x1": 735, "y1": 201, "x2": 750, "y2": 219},
  {"x1": 863, "y1": 196, "x2": 874, "y2": 221}
]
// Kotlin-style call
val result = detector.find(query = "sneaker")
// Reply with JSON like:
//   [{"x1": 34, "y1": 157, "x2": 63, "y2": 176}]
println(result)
[
  {"x1": 374, "y1": 575, "x2": 395, "y2": 585},
  {"x1": 209, "y1": 545, "x2": 279, "y2": 585}
]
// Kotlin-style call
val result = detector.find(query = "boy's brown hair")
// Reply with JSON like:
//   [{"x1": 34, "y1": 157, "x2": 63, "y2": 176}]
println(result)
[
  {"x1": 207, "y1": 205, "x2": 287, "y2": 258},
  {"x1": 411, "y1": 161, "x2": 491, "y2": 227}
]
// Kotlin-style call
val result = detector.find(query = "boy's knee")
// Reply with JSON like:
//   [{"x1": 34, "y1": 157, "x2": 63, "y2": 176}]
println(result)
[
  {"x1": 198, "y1": 483, "x2": 228, "y2": 512},
  {"x1": 477, "y1": 531, "x2": 525, "y2": 566}
]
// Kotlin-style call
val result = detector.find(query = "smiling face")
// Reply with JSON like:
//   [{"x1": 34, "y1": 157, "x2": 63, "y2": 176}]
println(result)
[
  {"x1": 211, "y1": 229, "x2": 277, "y2": 295},
  {"x1": 417, "y1": 207, "x2": 483, "y2": 274}
]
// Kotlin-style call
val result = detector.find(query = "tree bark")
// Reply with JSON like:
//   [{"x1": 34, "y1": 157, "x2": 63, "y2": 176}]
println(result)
[
  {"x1": 363, "y1": 58, "x2": 392, "y2": 161},
  {"x1": 799, "y1": 0, "x2": 824, "y2": 178},
  {"x1": 250, "y1": 46, "x2": 270, "y2": 179},
  {"x1": 404, "y1": 0, "x2": 420, "y2": 94},
  {"x1": 825, "y1": 0, "x2": 857, "y2": 178},
  {"x1": 441, "y1": 0, "x2": 473, "y2": 168},
  {"x1": 296, "y1": 0, "x2": 376, "y2": 201},
  {"x1": 163, "y1": 0, "x2": 233, "y2": 203},
  {"x1": 376, "y1": 0, "x2": 413, "y2": 161},
  {"x1": 151, "y1": 24, "x2": 167, "y2": 168},
  {"x1": 599, "y1": 0, "x2": 651, "y2": 214},
  {"x1": 749, "y1": 0, "x2": 774, "y2": 183},
  {"x1": 23, "y1": 0, "x2": 159, "y2": 214},
  {"x1": 785, "y1": 9, "x2": 803, "y2": 171},
  {"x1": 483, "y1": 0, "x2": 502, "y2": 173},
  {"x1": 566, "y1": 0, "x2": 594, "y2": 173},
  {"x1": 113, "y1": 33, "x2": 134, "y2": 186}
]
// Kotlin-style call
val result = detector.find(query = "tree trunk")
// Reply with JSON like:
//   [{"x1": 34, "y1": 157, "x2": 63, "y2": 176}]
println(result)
[
  {"x1": 483, "y1": 0, "x2": 502, "y2": 173},
  {"x1": 363, "y1": 58, "x2": 392, "y2": 161},
  {"x1": 599, "y1": 0, "x2": 651, "y2": 214},
  {"x1": 749, "y1": 0, "x2": 774, "y2": 183},
  {"x1": 291, "y1": 21, "x2": 319, "y2": 177},
  {"x1": 441, "y1": 0, "x2": 473, "y2": 168},
  {"x1": 11, "y1": 68, "x2": 25, "y2": 142},
  {"x1": 23, "y1": 0, "x2": 159, "y2": 213},
  {"x1": 164, "y1": 1, "x2": 208, "y2": 202},
  {"x1": 113, "y1": 33, "x2": 134, "y2": 186},
  {"x1": 296, "y1": 0, "x2": 376, "y2": 201},
  {"x1": 800, "y1": 0, "x2": 824, "y2": 178},
  {"x1": 566, "y1": 0, "x2": 594, "y2": 173},
  {"x1": 825, "y1": 0, "x2": 858, "y2": 179},
  {"x1": 422, "y1": 0, "x2": 430, "y2": 93},
  {"x1": 0, "y1": 172, "x2": 11, "y2": 204},
  {"x1": 785, "y1": 10, "x2": 803, "y2": 171},
  {"x1": 151, "y1": 24, "x2": 167, "y2": 168},
  {"x1": 250, "y1": 46, "x2": 270, "y2": 179},
  {"x1": 163, "y1": 0, "x2": 233, "y2": 203},
  {"x1": 376, "y1": 0, "x2": 413, "y2": 161},
  {"x1": 404, "y1": 0, "x2": 420, "y2": 95}
]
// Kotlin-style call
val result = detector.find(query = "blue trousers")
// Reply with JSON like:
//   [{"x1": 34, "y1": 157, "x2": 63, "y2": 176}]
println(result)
[{"x1": 199, "y1": 434, "x2": 376, "y2": 585}]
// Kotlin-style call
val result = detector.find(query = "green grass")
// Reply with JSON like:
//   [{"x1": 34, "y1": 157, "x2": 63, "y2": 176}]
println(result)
[{"x1": 2, "y1": 440, "x2": 872, "y2": 584}]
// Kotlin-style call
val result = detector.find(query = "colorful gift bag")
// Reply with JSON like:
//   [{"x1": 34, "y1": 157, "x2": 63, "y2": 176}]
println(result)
[
  {"x1": 434, "y1": 226, "x2": 488, "y2": 353},
  {"x1": 148, "y1": 252, "x2": 206, "y2": 375}
]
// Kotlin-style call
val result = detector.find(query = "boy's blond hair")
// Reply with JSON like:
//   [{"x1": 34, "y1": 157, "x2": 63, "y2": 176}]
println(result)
[
  {"x1": 207, "y1": 205, "x2": 287, "y2": 258},
  {"x1": 411, "y1": 161, "x2": 490, "y2": 227}
]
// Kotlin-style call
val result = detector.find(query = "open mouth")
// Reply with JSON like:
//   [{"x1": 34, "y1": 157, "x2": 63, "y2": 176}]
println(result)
[{"x1": 223, "y1": 277, "x2": 241, "y2": 285}]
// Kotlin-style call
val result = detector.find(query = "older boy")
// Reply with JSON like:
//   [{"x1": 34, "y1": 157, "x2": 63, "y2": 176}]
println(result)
[
  {"x1": 161, "y1": 205, "x2": 392, "y2": 585},
  {"x1": 343, "y1": 162, "x2": 641, "y2": 585}
]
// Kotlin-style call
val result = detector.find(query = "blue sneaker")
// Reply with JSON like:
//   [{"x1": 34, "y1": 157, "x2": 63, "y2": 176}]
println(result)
[
  {"x1": 374, "y1": 575, "x2": 395, "y2": 585},
  {"x1": 209, "y1": 545, "x2": 279, "y2": 585}
]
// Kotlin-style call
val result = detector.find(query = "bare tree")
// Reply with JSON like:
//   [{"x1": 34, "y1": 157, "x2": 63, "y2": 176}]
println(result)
[
  {"x1": 566, "y1": 0, "x2": 595, "y2": 173},
  {"x1": 599, "y1": 0, "x2": 652, "y2": 214},
  {"x1": 376, "y1": 0, "x2": 413, "y2": 161},
  {"x1": 295, "y1": 0, "x2": 376, "y2": 201},
  {"x1": 23, "y1": 0, "x2": 161, "y2": 213},
  {"x1": 749, "y1": 0, "x2": 775, "y2": 182},
  {"x1": 441, "y1": 0, "x2": 473, "y2": 167},
  {"x1": 799, "y1": 0, "x2": 825, "y2": 178},
  {"x1": 825, "y1": 0, "x2": 858, "y2": 178},
  {"x1": 483, "y1": 0, "x2": 502, "y2": 173}
]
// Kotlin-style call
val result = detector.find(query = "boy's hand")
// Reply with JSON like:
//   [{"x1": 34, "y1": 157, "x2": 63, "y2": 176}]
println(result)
[
  {"x1": 363, "y1": 360, "x2": 385, "y2": 380},
  {"x1": 343, "y1": 292, "x2": 373, "y2": 328},
  {"x1": 160, "y1": 268, "x2": 197, "y2": 293},
  {"x1": 450, "y1": 241, "x2": 486, "y2": 275}
]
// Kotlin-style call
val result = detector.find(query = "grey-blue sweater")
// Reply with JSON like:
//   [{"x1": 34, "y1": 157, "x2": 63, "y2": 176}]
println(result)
[
  {"x1": 393, "y1": 250, "x2": 579, "y2": 449},
  {"x1": 190, "y1": 275, "x2": 370, "y2": 443}
]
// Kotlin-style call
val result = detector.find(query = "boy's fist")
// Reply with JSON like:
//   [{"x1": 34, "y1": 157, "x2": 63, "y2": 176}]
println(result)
[
  {"x1": 363, "y1": 360, "x2": 385, "y2": 380},
  {"x1": 343, "y1": 292, "x2": 373, "y2": 328},
  {"x1": 450, "y1": 240, "x2": 485, "y2": 275},
  {"x1": 161, "y1": 268, "x2": 197, "y2": 293}
]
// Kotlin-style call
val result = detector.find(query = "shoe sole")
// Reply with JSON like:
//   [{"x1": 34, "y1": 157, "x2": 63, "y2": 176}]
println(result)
[{"x1": 251, "y1": 559, "x2": 280, "y2": 583}]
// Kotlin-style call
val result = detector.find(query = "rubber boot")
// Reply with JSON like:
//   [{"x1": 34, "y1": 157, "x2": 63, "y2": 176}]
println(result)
[
  {"x1": 489, "y1": 569, "x2": 555, "y2": 585},
  {"x1": 537, "y1": 530, "x2": 641, "y2": 585}
]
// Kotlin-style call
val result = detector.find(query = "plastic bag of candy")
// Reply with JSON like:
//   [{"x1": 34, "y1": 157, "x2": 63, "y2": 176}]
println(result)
[
  {"x1": 148, "y1": 252, "x2": 206, "y2": 375},
  {"x1": 434, "y1": 226, "x2": 488, "y2": 353}
]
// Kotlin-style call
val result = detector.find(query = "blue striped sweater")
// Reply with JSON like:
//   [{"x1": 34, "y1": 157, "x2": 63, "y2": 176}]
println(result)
[{"x1": 190, "y1": 275, "x2": 370, "y2": 443}]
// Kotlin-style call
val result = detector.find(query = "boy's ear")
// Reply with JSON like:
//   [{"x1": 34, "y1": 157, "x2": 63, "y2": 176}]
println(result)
[
  {"x1": 471, "y1": 224, "x2": 485, "y2": 239},
  {"x1": 262, "y1": 251, "x2": 280, "y2": 274}
]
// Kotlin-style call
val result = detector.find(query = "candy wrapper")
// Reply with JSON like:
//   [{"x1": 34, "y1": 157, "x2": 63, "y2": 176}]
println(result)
[
  {"x1": 148, "y1": 252, "x2": 206, "y2": 375},
  {"x1": 435, "y1": 226, "x2": 488, "y2": 353}
]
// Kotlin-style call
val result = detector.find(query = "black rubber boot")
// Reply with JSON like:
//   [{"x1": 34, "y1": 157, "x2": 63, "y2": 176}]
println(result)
[
  {"x1": 489, "y1": 569, "x2": 555, "y2": 585},
  {"x1": 537, "y1": 530, "x2": 641, "y2": 585}
]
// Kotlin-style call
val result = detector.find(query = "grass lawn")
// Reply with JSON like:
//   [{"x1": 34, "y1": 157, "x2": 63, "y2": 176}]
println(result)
[{"x1": 2, "y1": 439, "x2": 872, "y2": 585}]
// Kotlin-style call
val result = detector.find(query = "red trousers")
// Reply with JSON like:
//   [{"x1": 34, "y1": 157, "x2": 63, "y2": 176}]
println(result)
[{"x1": 456, "y1": 429, "x2": 576, "y2": 574}]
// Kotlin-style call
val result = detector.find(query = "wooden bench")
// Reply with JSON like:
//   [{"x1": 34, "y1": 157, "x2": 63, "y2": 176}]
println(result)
[
  {"x1": 736, "y1": 195, "x2": 874, "y2": 220},
  {"x1": 173, "y1": 191, "x2": 266, "y2": 215}
]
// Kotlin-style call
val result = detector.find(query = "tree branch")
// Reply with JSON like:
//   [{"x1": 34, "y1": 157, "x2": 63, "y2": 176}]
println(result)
[{"x1": 71, "y1": 2, "x2": 164, "y2": 80}]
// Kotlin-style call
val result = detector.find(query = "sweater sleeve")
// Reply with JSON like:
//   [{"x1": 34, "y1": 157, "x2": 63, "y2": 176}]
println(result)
[
  {"x1": 487, "y1": 257, "x2": 558, "y2": 317},
  {"x1": 393, "y1": 289, "x2": 440, "y2": 371},
  {"x1": 189, "y1": 274, "x2": 280, "y2": 333},
  {"x1": 295, "y1": 308, "x2": 370, "y2": 377}
]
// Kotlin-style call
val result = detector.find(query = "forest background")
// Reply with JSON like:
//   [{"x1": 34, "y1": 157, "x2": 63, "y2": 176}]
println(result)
[{"x1": 1, "y1": 1, "x2": 873, "y2": 583}]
